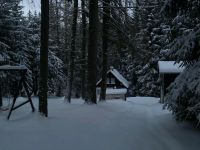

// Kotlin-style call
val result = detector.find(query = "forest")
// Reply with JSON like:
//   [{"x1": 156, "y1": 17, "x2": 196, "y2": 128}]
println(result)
[{"x1": 0, "y1": 0, "x2": 200, "y2": 122}]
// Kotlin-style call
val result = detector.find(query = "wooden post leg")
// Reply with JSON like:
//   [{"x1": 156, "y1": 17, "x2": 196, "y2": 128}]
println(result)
[
  {"x1": 7, "y1": 70, "x2": 35, "y2": 120},
  {"x1": 7, "y1": 97, "x2": 17, "y2": 120},
  {"x1": 23, "y1": 79, "x2": 35, "y2": 112},
  {"x1": 7, "y1": 73, "x2": 23, "y2": 120}
]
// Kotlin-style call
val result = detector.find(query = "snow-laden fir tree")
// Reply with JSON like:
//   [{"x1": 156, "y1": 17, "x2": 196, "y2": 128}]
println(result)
[
  {"x1": 163, "y1": 0, "x2": 200, "y2": 121},
  {"x1": 0, "y1": 0, "x2": 66, "y2": 97},
  {"x1": 0, "y1": 0, "x2": 35, "y2": 96},
  {"x1": 26, "y1": 11, "x2": 40, "y2": 95},
  {"x1": 27, "y1": 11, "x2": 66, "y2": 96},
  {"x1": 132, "y1": 0, "x2": 162, "y2": 96},
  {"x1": 48, "y1": 0, "x2": 67, "y2": 96},
  {"x1": 0, "y1": 1, "x2": 10, "y2": 61}
]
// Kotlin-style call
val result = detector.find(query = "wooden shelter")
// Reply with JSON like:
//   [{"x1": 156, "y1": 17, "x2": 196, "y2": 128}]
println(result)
[
  {"x1": 158, "y1": 61, "x2": 185, "y2": 103},
  {"x1": 0, "y1": 65, "x2": 35, "y2": 119},
  {"x1": 96, "y1": 67, "x2": 129, "y2": 100}
]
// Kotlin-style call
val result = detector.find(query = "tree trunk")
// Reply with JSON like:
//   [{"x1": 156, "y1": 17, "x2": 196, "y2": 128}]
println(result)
[
  {"x1": 64, "y1": 0, "x2": 69, "y2": 99},
  {"x1": 0, "y1": 85, "x2": 2, "y2": 107},
  {"x1": 66, "y1": 0, "x2": 78, "y2": 103},
  {"x1": 81, "y1": 0, "x2": 87, "y2": 99},
  {"x1": 100, "y1": 0, "x2": 110, "y2": 101},
  {"x1": 86, "y1": 0, "x2": 99, "y2": 104},
  {"x1": 33, "y1": 71, "x2": 38, "y2": 96},
  {"x1": 64, "y1": 0, "x2": 68, "y2": 63},
  {"x1": 55, "y1": 0, "x2": 60, "y2": 45},
  {"x1": 39, "y1": 0, "x2": 49, "y2": 117}
]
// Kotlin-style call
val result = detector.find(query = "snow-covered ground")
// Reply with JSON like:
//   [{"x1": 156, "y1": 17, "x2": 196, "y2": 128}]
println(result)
[{"x1": 0, "y1": 97, "x2": 200, "y2": 150}]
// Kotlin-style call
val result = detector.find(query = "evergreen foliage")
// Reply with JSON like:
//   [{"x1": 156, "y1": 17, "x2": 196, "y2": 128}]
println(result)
[
  {"x1": 0, "y1": 0, "x2": 66, "y2": 98},
  {"x1": 1, "y1": 0, "x2": 200, "y2": 123},
  {"x1": 132, "y1": 0, "x2": 163, "y2": 96},
  {"x1": 163, "y1": 0, "x2": 200, "y2": 121}
]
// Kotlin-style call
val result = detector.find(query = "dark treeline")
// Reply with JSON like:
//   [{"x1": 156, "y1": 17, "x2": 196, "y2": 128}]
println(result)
[{"x1": 0, "y1": 0, "x2": 200, "y2": 121}]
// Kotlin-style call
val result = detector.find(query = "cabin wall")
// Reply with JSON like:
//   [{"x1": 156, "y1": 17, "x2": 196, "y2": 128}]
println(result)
[
  {"x1": 160, "y1": 74, "x2": 164, "y2": 103},
  {"x1": 160, "y1": 73, "x2": 180, "y2": 103}
]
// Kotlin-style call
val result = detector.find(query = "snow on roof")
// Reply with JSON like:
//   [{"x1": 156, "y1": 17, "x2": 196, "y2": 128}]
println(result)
[
  {"x1": 158, "y1": 61, "x2": 185, "y2": 74},
  {"x1": 97, "y1": 68, "x2": 129, "y2": 88},
  {"x1": 0, "y1": 65, "x2": 27, "y2": 70},
  {"x1": 110, "y1": 69, "x2": 129, "y2": 88},
  {"x1": 106, "y1": 88, "x2": 127, "y2": 94}
]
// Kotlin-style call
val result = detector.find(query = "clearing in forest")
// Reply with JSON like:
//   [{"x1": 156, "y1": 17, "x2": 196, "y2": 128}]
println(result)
[{"x1": 0, "y1": 97, "x2": 200, "y2": 150}]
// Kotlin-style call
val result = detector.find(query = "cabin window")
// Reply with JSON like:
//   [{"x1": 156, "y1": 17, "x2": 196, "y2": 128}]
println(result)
[
  {"x1": 106, "y1": 78, "x2": 110, "y2": 84},
  {"x1": 106, "y1": 77, "x2": 115, "y2": 84},
  {"x1": 111, "y1": 78, "x2": 115, "y2": 84}
]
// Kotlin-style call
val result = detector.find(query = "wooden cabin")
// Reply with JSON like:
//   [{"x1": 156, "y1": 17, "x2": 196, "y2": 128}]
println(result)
[
  {"x1": 158, "y1": 61, "x2": 185, "y2": 103},
  {"x1": 96, "y1": 67, "x2": 129, "y2": 100}
]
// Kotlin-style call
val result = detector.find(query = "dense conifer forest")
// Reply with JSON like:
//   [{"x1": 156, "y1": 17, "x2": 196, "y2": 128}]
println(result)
[{"x1": 0, "y1": 0, "x2": 200, "y2": 121}]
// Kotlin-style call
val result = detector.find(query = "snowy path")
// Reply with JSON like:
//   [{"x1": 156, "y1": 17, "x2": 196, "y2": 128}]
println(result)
[{"x1": 0, "y1": 97, "x2": 200, "y2": 150}]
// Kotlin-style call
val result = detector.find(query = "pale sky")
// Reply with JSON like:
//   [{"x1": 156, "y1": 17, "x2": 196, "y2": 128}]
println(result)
[
  {"x1": 21, "y1": 0, "x2": 41, "y2": 15},
  {"x1": 21, "y1": 0, "x2": 135, "y2": 15},
  {"x1": 21, "y1": 0, "x2": 82, "y2": 15}
]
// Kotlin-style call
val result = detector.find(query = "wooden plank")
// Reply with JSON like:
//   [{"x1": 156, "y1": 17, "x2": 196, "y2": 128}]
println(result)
[{"x1": 0, "y1": 65, "x2": 27, "y2": 71}]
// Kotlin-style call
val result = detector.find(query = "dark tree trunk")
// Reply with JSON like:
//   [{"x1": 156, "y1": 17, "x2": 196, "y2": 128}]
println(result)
[
  {"x1": 64, "y1": 0, "x2": 68, "y2": 63},
  {"x1": 55, "y1": 0, "x2": 60, "y2": 45},
  {"x1": 66, "y1": 0, "x2": 78, "y2": 103},
  {"x1": 100, "y1": 0, "x2": 110, "y2": 101},
  {"x1": 33, "y1": 72, "x2": 38, "y2": 96},
  {"x1": 86, "y1": 0, "x2": 99, "y2": 104},
  {"x1": 0, "y1": 85, "x2": 2, "y2": 107},
  {"x1": 64, "y1": 0, "x2": 69, "y2": 98},
  {"x1": 39, "y1": 0, "x2": 49, "y2": 117},
  {"x1": 81, "y1": 0, "x2": 87, "y2": 99}
]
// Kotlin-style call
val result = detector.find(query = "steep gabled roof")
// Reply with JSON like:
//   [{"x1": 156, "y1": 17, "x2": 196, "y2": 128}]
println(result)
[
  {"x1": 97, "y1": 68, "x2": 129, "y2": 88},
  {"x1": 110, "y1": 69, "x2": 129, "y2": 88}
]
